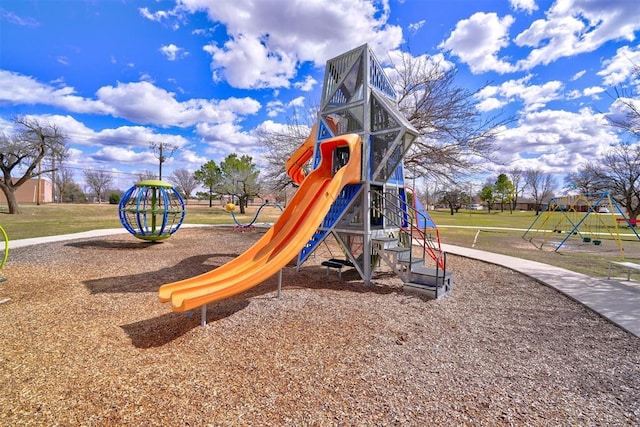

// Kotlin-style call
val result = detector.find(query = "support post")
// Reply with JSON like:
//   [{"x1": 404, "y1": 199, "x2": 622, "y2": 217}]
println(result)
[
  {"x1": 201, "y1": 304, "x2": 207, "y2": 327},
  {"x1": 277, "y1": 269, "x2": 282, "y2": 299}
]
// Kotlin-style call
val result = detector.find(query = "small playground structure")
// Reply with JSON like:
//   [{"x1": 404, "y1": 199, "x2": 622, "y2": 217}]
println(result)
[
  {"x1": 158, "y1": 44, "x2": 451, "y2": 324},
  {"x1": 225, "y1": 200, "x2": 283, "y2": 231},
  {"x1": 119, "y1": 180, "x2": 186, "y2": 241},
  {"x1": 522, "y1": 191, "x2": 640, "y2": 257}
]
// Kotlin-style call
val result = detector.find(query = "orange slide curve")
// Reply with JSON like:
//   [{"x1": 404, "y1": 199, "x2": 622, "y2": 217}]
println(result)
[
  {"x1": 158, "y1": 133, "x2": 362, "y2": 312},
  {"x1": 285, "y1": 117, "x2": 338, "y2": 185}
]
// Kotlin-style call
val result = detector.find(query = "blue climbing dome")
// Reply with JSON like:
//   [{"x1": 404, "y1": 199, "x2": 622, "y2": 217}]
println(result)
[{"x1": 119, "y1": 180, "x2": 185, "y2": 241}]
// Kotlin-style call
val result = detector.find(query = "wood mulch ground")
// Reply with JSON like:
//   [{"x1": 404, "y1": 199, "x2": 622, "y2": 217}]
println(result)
[{"x1": 0, "y1": 227, "x2": 638, "y2": 426}]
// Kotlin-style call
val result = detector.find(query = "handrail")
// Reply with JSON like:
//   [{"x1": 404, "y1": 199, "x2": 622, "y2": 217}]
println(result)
[{"x1": 372, "y1": 189, "x2": 444, "y2": 270}]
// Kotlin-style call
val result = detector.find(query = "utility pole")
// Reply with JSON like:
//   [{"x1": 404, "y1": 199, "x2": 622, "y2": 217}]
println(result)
[
  {"x1": 150, "y1": 142, "x2": 177, "y2": 181},
  {"x1": 36, "y1": 160, "x2": 42, "y2": 205}
]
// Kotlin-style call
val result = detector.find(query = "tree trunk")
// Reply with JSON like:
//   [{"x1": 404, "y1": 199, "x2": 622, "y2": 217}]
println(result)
[{"x1": 0, "y1": 186, "x2": 21, "y2": 214}]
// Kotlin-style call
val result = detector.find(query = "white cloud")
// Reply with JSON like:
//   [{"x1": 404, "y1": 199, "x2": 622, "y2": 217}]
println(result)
[
  {"x1": 203, "y1": 36, "x2": 297, "y2": 89},
  {"x1": 139, "y1": 7, "x2": 170, "y2": 22},
  {"x1": 179, "y1": 0, "x2": 403, "y2": 89},
  {"x1": 477, "y1": 97, "x2": 507, "y2": 112},
  {"x1": 515, "y1": 0, "x2": 640, "y2": 70},
  {"x1": 265, "y1": 95, "x2": 309, "y2": 118},
  {"x1": 408, "y1": 20, "x2": 425, "y2": 34},
  {"x1": 294, "y1": 75, "x2": 317, "y2": 92},
  {"x1": 475, "y1": 75, "x2": 564, "y2": 112},
  {"x1": 0, "y1": 71, "x2": 113, "y2": 114},
  {"x1": 1, "y1": 9, "x2": 40, "y2": 27},
  {"x1": 266, "y1": 100, "x2": 285, "y2": 118},
  {"x1": 598, "y1": 44, "x2": 640, "y2": 86},
  {"x1": 160, "y1": 44, "x2": 188, "y2": 61},
  {"x1": 566, "y1": 89, "x2": 582, "y2": 100},
  {"x1": 253, "y1": 119, "x2": 312, "y2": 140},
  {"x1": 509, "y1": 0, "x2": 538, "y2": 14},
  {"x1": 91, "y1": 146, "x2": 156, "y2": 164},
  {"x1": 195, "y1": 121, "x2": 259, "y2": 152},
  {"x1": 571, "y1": 70, "x2": 586, "y2": 81},
  {"x1": 19, "y1": 114, "x2": 190, "y2": 152},
  {"x1": 582, "y1": 86, "x2": 605, "y2": 97},
  {"x1": 606, "y1": 97, "x2": 640, "y2": 132},
  {"x1": 492, "y1": 108, "x2": 620, "y2": 173},
  {"x1": 439, "y1": 12, "x2": 517, "y2": 74},
  {"x1": 95, "y1": 81, "x2": 261, "y2": 127},
  {"x1": 177, "y1": 148, "x2": 208, "y2": 167},
  {"x1": 289, "y1": 96, "x2": 306, "y2": 107}
]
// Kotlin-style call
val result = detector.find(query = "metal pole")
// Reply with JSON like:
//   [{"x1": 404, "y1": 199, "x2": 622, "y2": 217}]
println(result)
[
  {"x1": 277, "y1": 269, "x2": 282, "y2": 299},
  {"x1": 201, "y1": 304, "x2": 207, "y2": 327}
]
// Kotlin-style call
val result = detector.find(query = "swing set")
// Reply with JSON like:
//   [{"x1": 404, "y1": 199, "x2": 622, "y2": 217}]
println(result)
[{"x1": 522, "y1": 192, "x2": 640, "y2": 258}]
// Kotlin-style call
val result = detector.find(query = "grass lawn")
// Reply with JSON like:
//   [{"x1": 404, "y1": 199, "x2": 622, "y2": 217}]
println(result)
[
  {"x1": 1, "y1": 202, "x2": 640, "y2": 278},
  {"x1": 0, "y1": 202, "x2": 283, "y2": 240}
]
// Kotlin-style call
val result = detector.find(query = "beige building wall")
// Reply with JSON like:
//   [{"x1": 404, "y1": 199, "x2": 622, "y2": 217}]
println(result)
[{"x1": 0, "y1": 177, "x2": 53, "y2": 204}]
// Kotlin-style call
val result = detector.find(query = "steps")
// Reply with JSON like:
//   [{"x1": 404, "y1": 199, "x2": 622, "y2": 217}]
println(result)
[{"x1": 372, "y1": 236, "x2": 453, "y2": 299}]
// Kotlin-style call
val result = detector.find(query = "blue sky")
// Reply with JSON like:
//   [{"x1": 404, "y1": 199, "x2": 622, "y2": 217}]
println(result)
[{"x1": 1, "y1": 0, "x2": 640, "y2": 191}]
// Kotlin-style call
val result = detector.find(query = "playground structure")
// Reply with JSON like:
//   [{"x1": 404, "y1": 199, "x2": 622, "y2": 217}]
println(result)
[
  {"x1": 159, "y1": 44, "x2": 450, "y2": 321},
  {"x1": 225, "y1": 200, "x2": 283, "y2": 232},
  {"x1": 119, "y1": 180, "x2": 186, "y2": 241},
  {"x1": 522, "y1": 192, "x2": 640, "y2": 257}
]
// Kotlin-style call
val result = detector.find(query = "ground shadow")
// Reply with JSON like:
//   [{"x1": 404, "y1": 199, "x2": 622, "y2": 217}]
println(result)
[
  {"x1": 120, "y1": 266, "x2": 402, "y2": 348},
  {"x1": 121, "y1": 299, "x2": 250, "y2": 348},
  {"x1": 66, "y1": 240, "x2": 158, "y2": 250},
  {"x1": 83, "y1": 253, "x2": 240, "y2": 294}
]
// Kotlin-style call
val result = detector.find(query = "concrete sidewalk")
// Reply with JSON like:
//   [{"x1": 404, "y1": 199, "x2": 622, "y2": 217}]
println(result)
[
  {"x1": 442, "y1": 244, "x2": 640, "y2": 339},
  {"x1": 1, "y1": 228, "x2": 638, "y2": 338}
]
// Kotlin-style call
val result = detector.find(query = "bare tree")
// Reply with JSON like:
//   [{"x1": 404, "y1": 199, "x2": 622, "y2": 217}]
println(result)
[
  {"x1": 55, "y1": 166, "x2": 76, "y2": 203},
  {"x1": 508, "y1": 167, "x2": 524, "y2": 211},
  {"x1": 136, "y1": 170, "x2": 157, "y2": 183},
  {"x1": 0, "y1": 117, "x2": 67, "y2": 214},
  {"x1": 254, "y1": 108, "x2": 315, "y2": 191},
  {"x1": 392, "y1": 53, "x2": 511, "y2": 182},
  {"x1": 84, "y1": 169, "x2": 113, "y2": 203},
  {"x1": 564, "y1": 168, "x2": 606, "y2": 195},
  {"x1": 568, "y1": 144, "x2": 640, "y2": 219},
  {"x1": 606, "y1": 64, "x2": 640, "y2": 138},
  {"x1": 169, "y1": 168, "x2": 199, "y2": 203},
  {"x1": 258, "y1": 52, "x2": 510, "y2": 188},
  {"x1": 524, "y1": 168, "x2": 556, "y2": 214}
]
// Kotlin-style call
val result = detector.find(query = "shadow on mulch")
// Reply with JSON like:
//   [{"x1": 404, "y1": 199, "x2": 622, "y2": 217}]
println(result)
[
  {"x1": 65, "y1": 240, "x2": 157, "y2": 250},
  {"x1": 121, "y1": 270, "x2": 402, "y2": 348},
  {"x1": 82, "y1": 253, "x2": 241, "y2": 294},
  {"x1": 120, "y1": 299, "x2": 250, "y2": 348}
]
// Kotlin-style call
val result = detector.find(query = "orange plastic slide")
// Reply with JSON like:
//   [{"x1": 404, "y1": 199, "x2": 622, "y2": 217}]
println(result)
[
  {"x1": 285, "y1": 122, "x2": 317, "y2": 185},
  {"x1": 158, "y1": 133, "x2": 362, "y2": 312},
  {"x1": 285, "y1": 117, "x2": 338, "y2": 184}
]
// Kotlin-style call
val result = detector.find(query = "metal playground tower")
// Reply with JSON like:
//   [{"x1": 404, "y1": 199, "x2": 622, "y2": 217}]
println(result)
[{"x1": 295, "y1": 44, "x2": 452, "y2": 297}]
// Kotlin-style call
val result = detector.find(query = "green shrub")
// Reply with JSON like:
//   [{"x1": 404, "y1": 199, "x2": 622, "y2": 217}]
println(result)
[{"x1": 109, "y1": 192, "x2": 122, "y2": 204}]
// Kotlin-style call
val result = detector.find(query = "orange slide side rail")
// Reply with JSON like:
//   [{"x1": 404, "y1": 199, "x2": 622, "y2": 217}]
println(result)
[{"x1": 158, "y1": 133, "x2": 362, "y2": 312}]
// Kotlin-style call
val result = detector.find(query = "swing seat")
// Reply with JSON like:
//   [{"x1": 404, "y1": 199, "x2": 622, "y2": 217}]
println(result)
[
  {"x1": 593, "y1": 240, "x2": 602, "y2": 246},
  {"x1": 583, "y1": 237, "x2": 591, "y2": 243}
]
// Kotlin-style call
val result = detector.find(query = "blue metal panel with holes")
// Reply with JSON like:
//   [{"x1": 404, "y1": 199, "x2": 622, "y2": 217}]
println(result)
[{"x1": 298, "y1": 183, "x2": 362, "y2": 264}]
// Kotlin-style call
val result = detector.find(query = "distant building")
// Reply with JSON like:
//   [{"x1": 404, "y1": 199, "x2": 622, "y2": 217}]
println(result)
[{"x1": 0, "y1": 177, "x2": 53, "y2": 204}]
